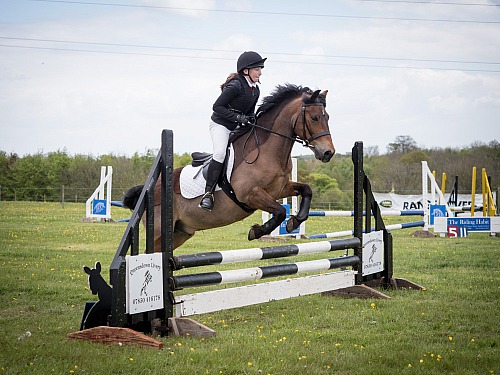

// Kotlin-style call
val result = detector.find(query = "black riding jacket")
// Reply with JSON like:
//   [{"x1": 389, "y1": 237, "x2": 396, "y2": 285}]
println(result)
[{"x1": 211, "y1": 74, "x2": 260, "y2": 131}]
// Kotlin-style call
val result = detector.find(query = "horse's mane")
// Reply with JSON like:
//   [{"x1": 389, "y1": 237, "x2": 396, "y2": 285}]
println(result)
[
  {"x1": 257, "y1": 84, "x2": 311, "y2": 115},
  {"x1": 249, "y1": 83, "x2": 326, "y2": 144}
]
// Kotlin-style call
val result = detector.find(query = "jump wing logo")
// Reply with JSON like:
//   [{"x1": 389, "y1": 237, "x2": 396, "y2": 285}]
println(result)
[
  {"x1": 368, "y1": 243, "x2": 377, "y2": 263},
  {"x1": 92, "y1": 199, "x2": 107, "y2": 215},
  {"x1": 140, "y1": 270, "x2": 153, "y2": 297}
]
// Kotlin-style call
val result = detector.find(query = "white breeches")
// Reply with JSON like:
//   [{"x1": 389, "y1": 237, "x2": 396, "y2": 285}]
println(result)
[{"x1": 209, "y1": 121, "x2": 231, "y2": 163}]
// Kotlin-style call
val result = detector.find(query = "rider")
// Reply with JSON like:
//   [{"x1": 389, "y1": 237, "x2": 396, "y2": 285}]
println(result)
[{"x1": 199, "y1": 51, "x2": 266, "y2": 211}]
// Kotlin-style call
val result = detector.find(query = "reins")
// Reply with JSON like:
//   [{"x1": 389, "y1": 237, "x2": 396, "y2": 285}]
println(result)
[{"x1": 242, "y1": 101, "x2": 330, "y2": 164}]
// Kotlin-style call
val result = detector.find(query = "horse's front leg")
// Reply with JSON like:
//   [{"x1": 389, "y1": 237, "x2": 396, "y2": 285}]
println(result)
[
  {"x1": 246, "y1": 187, "x2": 288, "y2": 241},
  {"x1": 279, "y1": 181, "x2": 313, "y2": 233}
]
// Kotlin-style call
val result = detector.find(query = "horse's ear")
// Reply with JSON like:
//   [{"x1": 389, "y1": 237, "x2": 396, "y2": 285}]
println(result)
[
  {"x1": 310, "y1": 90, "x2": 321, "y2": 101},
  {"x1": 320, "y1": 90, "x2": 328, "y2": 98},
  {"x1": 95, "y1": 262, "x2": 101, "y2": 272},
  {"x1": 83, "y1": 266, "x2": 91, "y2": 275}
]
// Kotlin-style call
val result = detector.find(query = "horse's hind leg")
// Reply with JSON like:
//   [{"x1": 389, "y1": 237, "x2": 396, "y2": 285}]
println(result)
[{"x1": 246, "y1": 188, "x2": 287, "y2": 240}]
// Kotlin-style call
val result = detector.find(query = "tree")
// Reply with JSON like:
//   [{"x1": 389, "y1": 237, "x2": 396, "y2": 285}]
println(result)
[
  {"x1": 308, "y1": 173, "x2": 353, "y2": 210},
  {"x1": 11, "y1": 153, "x2": 51, "y2": 200},
  {"x1": 387, "y1": 135, "x2": 418, "y2": 154}
]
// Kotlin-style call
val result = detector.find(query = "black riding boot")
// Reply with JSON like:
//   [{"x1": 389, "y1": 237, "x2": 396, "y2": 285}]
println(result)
[{"x1": 199, "y1": 160, "x2": 224, "y2": 211}]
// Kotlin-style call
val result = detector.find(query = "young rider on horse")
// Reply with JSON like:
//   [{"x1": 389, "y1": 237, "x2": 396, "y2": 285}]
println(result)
[{"x1": 199, "y1": 51, "x2": 267, "y2": 211}]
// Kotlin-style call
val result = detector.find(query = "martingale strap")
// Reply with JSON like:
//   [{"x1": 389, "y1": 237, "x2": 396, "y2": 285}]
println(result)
[{"x1": 218, "y1": 174, "x2": 256, "y2": 213}]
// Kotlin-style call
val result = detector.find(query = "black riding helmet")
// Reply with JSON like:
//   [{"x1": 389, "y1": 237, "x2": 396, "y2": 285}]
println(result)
[{"x1": 237, "y1": 51, "x2": 267, "y2": 73}]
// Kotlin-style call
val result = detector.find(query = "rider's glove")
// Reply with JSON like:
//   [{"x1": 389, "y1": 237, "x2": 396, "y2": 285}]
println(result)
[{"x1": 236, "y1": 114, "x2": 254, "y2": 126}]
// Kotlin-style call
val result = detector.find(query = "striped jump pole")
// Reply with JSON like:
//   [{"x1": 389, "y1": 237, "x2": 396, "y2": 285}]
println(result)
[
  {"x1": 308, "y1": 209, "x2": 424, "y2": 217},
  {"x1": 170, "y1": 237, "x2": 360, "y2": 270},
  {"x1": 171, "y1": 255, "x2": 360, "y2": 289},
  {"x1": 308, "y1": 221, "x2": 425, "y2": 239}
]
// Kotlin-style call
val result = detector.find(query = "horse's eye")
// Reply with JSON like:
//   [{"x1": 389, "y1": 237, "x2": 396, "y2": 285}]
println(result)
[{"x1": 311, "y1": 116, "x2": 319, "y2": 121}]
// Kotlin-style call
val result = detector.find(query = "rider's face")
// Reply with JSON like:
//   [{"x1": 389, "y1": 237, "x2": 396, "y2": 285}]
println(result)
[{"x1": 247, "y1": 67, "x2": 262, "y2": 83}]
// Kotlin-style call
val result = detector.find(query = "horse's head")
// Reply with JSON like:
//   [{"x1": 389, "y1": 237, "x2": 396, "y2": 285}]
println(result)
[
  {"x1": 295, "y1": 89, "x2": 335, "y2": 163},
  {"x1": 83, "y1": 261, "x2": 103, "y2": 295}
]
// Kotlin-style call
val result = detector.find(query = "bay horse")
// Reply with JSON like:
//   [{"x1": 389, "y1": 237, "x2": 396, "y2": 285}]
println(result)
[{"x1": 123, "y1": 84, "x2": 335, "y2": 251}]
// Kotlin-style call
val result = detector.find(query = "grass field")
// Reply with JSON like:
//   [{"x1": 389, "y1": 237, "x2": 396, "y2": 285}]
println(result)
[{"x1": 0, "y1": 201, "x2": 498, "y2": 375}]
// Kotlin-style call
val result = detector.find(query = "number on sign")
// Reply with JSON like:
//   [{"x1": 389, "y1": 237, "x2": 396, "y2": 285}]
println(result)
[{"x1": 448, "y1": 225, "x2": 468, "y2": 238}]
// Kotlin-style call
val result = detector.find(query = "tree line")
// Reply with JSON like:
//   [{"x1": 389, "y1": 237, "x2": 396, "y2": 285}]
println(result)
[{"x1": 1, "y1": 136, "x2": 498, "y2": 211}]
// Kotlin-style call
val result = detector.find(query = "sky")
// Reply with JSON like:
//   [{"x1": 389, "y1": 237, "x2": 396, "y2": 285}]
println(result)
[{"x1": 1, "y1": 0, "x2": 500, "y2": 158}]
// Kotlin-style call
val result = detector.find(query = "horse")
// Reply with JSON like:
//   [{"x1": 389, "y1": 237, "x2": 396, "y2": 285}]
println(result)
[{"x1": 123, "y1": 84, "x2": 335, "y2": 251}]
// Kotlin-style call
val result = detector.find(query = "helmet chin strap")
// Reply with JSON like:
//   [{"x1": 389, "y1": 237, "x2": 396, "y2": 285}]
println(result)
[{"x1": 243, "y1": 69, "x2": 260, "y2": 84}]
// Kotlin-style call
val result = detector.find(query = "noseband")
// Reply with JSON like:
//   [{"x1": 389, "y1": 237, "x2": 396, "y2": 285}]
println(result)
[{"x1": 292, "y1": 102, "x2": 331, "y2": 149}]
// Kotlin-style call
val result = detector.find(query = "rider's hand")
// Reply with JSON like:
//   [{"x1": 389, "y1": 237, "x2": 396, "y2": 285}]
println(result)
[{"x1": 236, "y1": 114, "x2": 254, "y2": 126}]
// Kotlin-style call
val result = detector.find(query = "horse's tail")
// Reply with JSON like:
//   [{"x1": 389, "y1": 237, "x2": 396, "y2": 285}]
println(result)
[{"x1": 122, "y1": 185, "x2": 144, "y2": 210}]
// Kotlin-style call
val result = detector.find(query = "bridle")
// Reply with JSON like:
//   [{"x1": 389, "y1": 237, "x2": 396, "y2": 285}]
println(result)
[
  {"x1": 292, "y1": 102, "x2": 331, "y2": 148},
  {"x1": 242, "y1": 100, "x2": 330, "y2": 163}
]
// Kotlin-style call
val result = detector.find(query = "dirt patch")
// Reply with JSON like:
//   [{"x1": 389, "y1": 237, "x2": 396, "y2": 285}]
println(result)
[{"x1": 412, "y1": 230, "x2": 436, "y2": 238}]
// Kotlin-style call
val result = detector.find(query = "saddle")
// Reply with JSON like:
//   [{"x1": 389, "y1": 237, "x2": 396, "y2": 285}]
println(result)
[{"x1": 190, "y1": 125, "x2": 255, "y2": 213}]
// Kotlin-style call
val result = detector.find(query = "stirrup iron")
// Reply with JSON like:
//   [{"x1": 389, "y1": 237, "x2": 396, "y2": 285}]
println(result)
[{"x1": 199, "y1": 192, "x2": 214, "y2": 211}]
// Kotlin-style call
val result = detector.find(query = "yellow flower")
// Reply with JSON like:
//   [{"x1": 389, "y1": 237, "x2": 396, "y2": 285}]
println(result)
[
  {"x1": 247, "y1": 362, "x2": 253, "y2": 366},
  {"x1": 448, "y1": 336, "x2": 453, "y2": 341},
  {"x1": 370, "y1": 303, "x2": 375, "y2": 309}
]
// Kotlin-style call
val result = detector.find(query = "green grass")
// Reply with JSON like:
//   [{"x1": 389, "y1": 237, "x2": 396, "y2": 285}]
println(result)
[{"x1": 0, "y1": 201, "x2": 498, "y2": 375}]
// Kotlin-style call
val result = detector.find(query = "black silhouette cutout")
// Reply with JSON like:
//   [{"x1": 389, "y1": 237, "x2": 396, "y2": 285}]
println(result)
[{"x1": 81, "y1": 262, "x2": 112, "y2": 330}]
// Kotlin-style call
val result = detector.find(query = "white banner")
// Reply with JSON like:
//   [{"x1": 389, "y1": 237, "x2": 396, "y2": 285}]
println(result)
[{"x1": 373, "y1": 192, "x2": 495, "y2": 211}]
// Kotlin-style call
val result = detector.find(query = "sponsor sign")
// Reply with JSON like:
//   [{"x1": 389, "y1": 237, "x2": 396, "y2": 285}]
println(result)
[
  {"x1": 447, "y1": 217, "x2": 491, "y2": 238},
  {"x1": 372, "y1": 192, "x2": 494, "y2": 212},
  {"x1": 362, "y1": 231, "x2": 384, "y2": 276},
  {"x1": 126, "y1": 253, "x2": 164, "y2": 314}
]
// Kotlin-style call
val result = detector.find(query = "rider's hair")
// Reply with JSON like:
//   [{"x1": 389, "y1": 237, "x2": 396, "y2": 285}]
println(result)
[{"x1": 220, "y1": 72, "x2": 239, "y2": 91}]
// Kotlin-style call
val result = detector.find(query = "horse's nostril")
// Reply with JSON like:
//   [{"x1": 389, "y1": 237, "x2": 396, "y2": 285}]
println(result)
[{"x1": 323, "y1": 150, "x2": 334, "y2": 162}]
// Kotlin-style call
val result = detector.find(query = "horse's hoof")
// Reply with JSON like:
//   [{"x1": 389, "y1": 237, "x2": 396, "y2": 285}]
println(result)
[
  {"x1": 248, "y1": 224, "x2": 262, "y2": 241},
  {"x1": 286, "y1": 216, "x2": 299, "y2": 233}
]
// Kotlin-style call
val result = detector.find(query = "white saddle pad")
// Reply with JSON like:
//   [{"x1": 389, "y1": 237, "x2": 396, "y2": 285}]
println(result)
[{"x1": 179, "y1": 145, "x2": 235, "y2": 199}]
